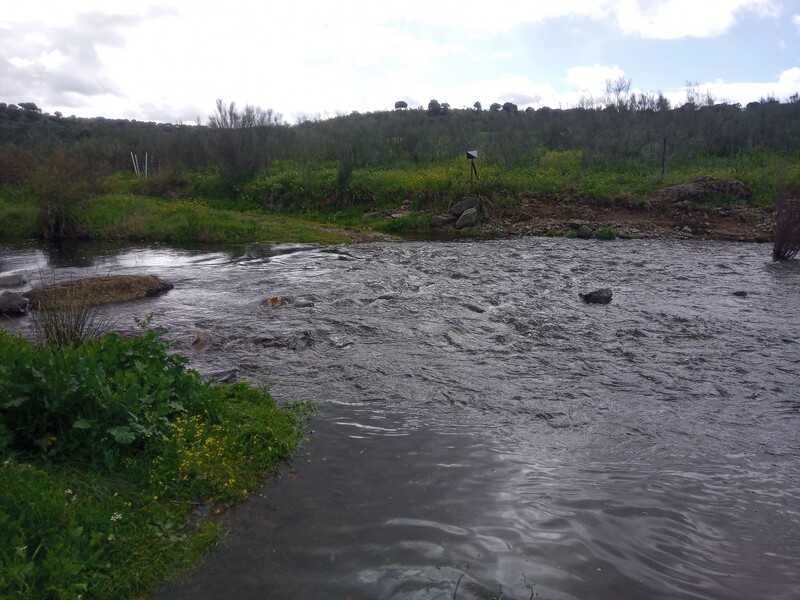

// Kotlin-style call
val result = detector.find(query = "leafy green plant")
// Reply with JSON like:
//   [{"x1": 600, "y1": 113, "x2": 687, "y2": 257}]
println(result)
[
  {"x1": 0, "y1": 318, "x2": 310, "y2": 599},
  {"x1": 595, "y1": 226, "x2": 617, "y2": 240}
]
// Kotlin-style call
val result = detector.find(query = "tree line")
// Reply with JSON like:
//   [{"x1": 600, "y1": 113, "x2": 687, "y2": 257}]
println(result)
[{"x1": 2, "y1": 90, "x2": 799, "y2": 189}]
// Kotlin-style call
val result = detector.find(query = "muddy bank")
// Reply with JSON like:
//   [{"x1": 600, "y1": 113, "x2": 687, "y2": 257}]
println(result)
[{"x1": 482, "y1": 195, "x2": 773, "y2": 242}]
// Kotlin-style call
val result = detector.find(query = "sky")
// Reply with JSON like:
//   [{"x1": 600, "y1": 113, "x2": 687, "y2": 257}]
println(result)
[{"x1": 1, "y1": 0, "x2": 799, "y2": 124}]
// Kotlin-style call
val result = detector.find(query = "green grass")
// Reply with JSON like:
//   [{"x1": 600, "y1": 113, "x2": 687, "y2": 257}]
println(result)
[
  {"x1": 2, "y1": 148, "x2": 795, "y2": 245},
  {"x1": 0, "y1": 322, "x2": 311, "y2": 599}
]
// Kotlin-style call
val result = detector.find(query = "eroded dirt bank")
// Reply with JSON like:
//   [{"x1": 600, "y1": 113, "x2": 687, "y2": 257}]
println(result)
[{"x1": 482, "y1": 195, "x2": 773, "y2": 242}]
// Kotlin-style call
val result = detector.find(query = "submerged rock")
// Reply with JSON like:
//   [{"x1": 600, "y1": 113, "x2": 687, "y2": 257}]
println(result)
[
  {"x1": 576, "y1": 225, "x2": 593, "y2": 239},
  {"x1": 192, "y1": 331, "x2": 212, "y2": 353},
  {"x1": 0, "y1": 272, "x2": 28, "y2": 288},
  {"x1": 733, "y1": 291, "x2": 748, "y2": 298},
  {"x1": 0, "y1": 290, "x2": 28, "y2": 316},
  {"x1": 263, "y1": 296, "x2": 285, "y2": 308},
  {"x1": 579, "y1": 288, "x2": 613, "y2": 304}
]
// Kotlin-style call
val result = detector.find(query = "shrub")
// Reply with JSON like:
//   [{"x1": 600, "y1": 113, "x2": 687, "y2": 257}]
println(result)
[
  {"x1": 0, "y1": 145, "x2": 37, "y2": 185},
  {"x1": 595, "y1": 226, "x2": 617, "y2": 240},
  {"x1": 28, "y1": 149, "x2": 101, "y2": 240},
  {"x1": 0, "y1": 322, "x2": 309, "y2": 598},
  {"x1": 773, "y1": 198, "x2": 800, "y2": 261},
  {"x1": 0, "y1": 322, "x2": 213, "y2": 468},
  {"x1": 29, "y1": 271, "x2": 114, "y2": 348}
]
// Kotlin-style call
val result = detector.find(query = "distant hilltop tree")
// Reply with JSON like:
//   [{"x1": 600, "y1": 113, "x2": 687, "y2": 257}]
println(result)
[
  {"x1": 427, "y1": 99, "x2": 442, "y2": 115},
  {"x1": 394, "y1": 100, "x2": 408, "y2": 110},
  {"x1": 489, "y1": 103, "x2": 502, "y2": 112},
  {"x1": 502, "y1": 101, "x2": 518, "y2": 113},
  {"x1": 473, "y1": 101, "x2": 482, "y2": 111},
  {"x1": 207, "y1": 99, "x2": 282, "y2": 129}
]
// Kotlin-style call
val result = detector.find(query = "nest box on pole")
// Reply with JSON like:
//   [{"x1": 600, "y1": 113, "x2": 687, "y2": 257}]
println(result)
[{"x1": 466, "y1": 150, "x2": 479, "y2": 186}]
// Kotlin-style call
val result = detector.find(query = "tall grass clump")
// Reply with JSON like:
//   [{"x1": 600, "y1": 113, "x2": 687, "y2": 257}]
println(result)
[
  {"x1": 28, "y1": 271, "x2": 113, "y2": 347},
  {"x1": 772, "y1": 198, "x2": 800, "y2": 261},
  {"x1": 0, "y1": 316, "x2": 310, "y2": 598}
]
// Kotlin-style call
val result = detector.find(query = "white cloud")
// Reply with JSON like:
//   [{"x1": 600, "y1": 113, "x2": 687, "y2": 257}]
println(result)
[
  {"x1": 658, "y1": 67, "x2": 800, "y2": 107},
  {"x1": 567, "y1": 64, "x2": 626, "y2": 94},
  {"x1": 614, "y1": 0, "x2": 780, "y2": 39},
  {"x1": 0, "y1": 1, "x2": 792, "y2": 121},
  {"x1": 793, "y1": 14, "x2": 800, "y2": 31}
]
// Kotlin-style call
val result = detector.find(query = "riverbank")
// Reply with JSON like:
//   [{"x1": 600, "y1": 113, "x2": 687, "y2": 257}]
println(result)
[
  {"x1": 0, "y1": 323, "x2": 311, "y2": 600},
  {"x1": 474, "y1": 194, "x2": 774, "y2": 242}
]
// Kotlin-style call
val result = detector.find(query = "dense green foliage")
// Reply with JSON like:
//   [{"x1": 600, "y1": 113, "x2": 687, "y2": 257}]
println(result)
[
  {"x1": 2, "y1": 96, "x2": 799, "y2": 183},
  {"x1": 0, "y1": 324, "x2": 310, "y2": 599},
  {"x1": 1, "y1": 95, "x2": 799, "y2": 243}
]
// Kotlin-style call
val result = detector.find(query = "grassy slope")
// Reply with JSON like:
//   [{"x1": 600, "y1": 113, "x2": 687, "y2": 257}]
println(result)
[{"x1": 1, "y1": 149, "x2": 796, "y2": 244}]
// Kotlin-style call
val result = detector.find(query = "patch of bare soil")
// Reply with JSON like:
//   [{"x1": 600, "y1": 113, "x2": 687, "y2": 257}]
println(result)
[
  {"x1": 27, "y1": 275, "x2": 174, "y2": 309},
  {"x1": 483, "y1": 177, "x2": 774, "y2": 242}
]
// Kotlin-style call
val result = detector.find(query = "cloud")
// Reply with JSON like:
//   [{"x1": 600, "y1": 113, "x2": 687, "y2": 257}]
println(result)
[
  {"x1": 658, "y1": 67, "x2": 800, "y2": 107},
  {"x1": 567, "y1": 64, "x2": 626, "y2": 94},
  {"x1": 613, "y1": 0, "x2": 780, "y2": 39},
  {"x1": 793, "y1": 14, "x2": 800, "y2": 32}
]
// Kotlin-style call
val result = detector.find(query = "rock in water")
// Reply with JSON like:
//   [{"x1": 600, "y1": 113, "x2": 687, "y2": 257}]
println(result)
[
  {"x1": 0, "y1": 272, "x2": 28, "y2": 287},
  {"x1": 579, "y1": 288, "x2": 613, "y2": 304},
  {"x1": 456, "y1": 207, "x2": 478, "y2": 229},
  {"x1": 192, "y1": 331, "x2": 212, "y2": 353},
  {"x1": 0, "y1": 290, "x2": 28, "y2": 316}
]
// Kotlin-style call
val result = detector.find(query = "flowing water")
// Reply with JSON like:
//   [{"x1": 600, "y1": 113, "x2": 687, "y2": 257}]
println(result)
[{"x1": 2, "y1": 238, "x2": 799, "y2": 599}]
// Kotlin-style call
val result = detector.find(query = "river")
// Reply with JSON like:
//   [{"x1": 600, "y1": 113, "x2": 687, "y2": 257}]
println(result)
[{"x1": 2, "y1": 238, "x2": 799, "y2": 599}]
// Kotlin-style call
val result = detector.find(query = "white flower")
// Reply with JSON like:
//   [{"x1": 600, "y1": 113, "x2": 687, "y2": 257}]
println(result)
[{"x1": 110, "y1": 512, "x2": 122, "y2": 522}]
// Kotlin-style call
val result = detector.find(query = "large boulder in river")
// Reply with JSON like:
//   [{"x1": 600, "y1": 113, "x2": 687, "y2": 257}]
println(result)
[
  {"x1": 26, "y1": 275, "x2": 173, "y2": 309},
  {"x1": 456, "y1": 207, "x2": 479, "y2": 229},
  {"x1": 450, "y1": 197, "x2": 480, "y2": 217},
  {"x1": 579, "y1": 288, "x2": 613, "y2": 304},
  {"x1": 0, "y1": 290, "x2": 28, "y2": 316}
]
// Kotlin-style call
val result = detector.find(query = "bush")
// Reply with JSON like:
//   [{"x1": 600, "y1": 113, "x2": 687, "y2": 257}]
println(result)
[
  {"x1": 0, "y1": 321, "x2": 309, "y2": 598},
  {"x1": 0, "y1": 324, "x2": 211, "y2": 467},
  {"x1": 28, "y1": 149, "x2": 103, "y2": 240},
  {"x1": 773, "y1": 198, "x2": 800, "y2": 261},
  {"x1": 595, "y1": 226, "x2": 617, "y2": 240},
  {"x1": 0, "y1": 146, "x2": 37, "y2": 185}
]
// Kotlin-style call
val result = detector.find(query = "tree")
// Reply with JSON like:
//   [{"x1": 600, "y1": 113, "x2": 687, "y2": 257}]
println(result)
[
  {"x1": 394, "y1": 100, "x2": 408, "y2": 110},
  {"x1": 473, "y1": 101, "x2": 482, "y2": 112},
  {"x1": 207, "y1": 99, "x2": 283, "y2": 184},
  {"x1": 489, "y1": 103, "x2": 502, "y2": 112},
  {"x1": 502, "y1": 102, "x2": 518, "y2": 113},
  {"x1": 606, "y1": 75, "x2": 631, "y2": 109},
  {"x1": 427, "y1": 99, "x2": 442, "y2": 116}
]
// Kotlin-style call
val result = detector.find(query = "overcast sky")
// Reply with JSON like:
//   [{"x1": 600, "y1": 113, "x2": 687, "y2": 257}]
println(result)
[{"x1": 1, "y1": 0, "x2": 799, "y2": 124}]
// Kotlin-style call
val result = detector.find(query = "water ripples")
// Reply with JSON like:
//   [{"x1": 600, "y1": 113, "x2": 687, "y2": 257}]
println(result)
[{"x1": 3, "y1": 238, "x2": 800, "y2": 599}]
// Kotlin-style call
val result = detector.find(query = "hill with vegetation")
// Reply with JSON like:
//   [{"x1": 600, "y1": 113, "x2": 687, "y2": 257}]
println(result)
[{"x1": 1, "y1": 91, "x2": 799, "y2": 244}]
